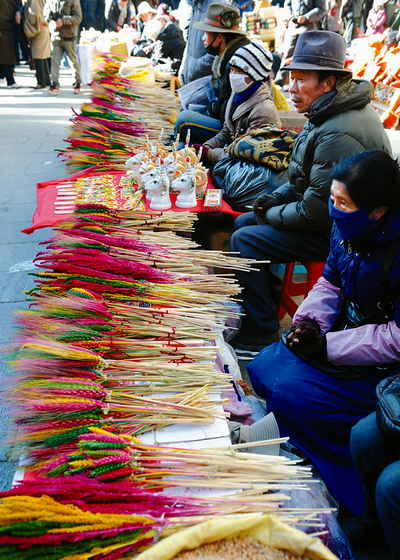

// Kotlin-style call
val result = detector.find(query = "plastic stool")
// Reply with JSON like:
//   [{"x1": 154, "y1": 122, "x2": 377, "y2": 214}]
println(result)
[{"x1": 278, "y1": 260, "x2": 326, "y2": 319}]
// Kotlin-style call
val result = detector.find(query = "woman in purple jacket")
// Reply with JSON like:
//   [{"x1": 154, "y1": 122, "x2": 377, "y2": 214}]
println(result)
[{"x1": 247, "y1": 150, "x2": 400, "y2": 515}]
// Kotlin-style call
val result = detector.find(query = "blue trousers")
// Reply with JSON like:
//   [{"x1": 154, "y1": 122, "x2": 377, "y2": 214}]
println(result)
[
  {"x1": 351, "y1": 412, "x2": 400, "y2": 559},
  {"x1": 174, "y1": 109, "x2": 222, "y2": 149},
  {"x1": 230, "y1": 212, "x2": 331, "y2": 340}
]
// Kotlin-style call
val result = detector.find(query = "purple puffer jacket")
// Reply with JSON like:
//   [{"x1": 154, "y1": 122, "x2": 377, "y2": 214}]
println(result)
[{"x1": 294, "y1": 209, "x2": 400, "y2": 367}]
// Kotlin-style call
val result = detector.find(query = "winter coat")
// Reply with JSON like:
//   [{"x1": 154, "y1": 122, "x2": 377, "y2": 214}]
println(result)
[
  {"x1": 79, "y1": 0, "x2": 105, "y2": 31},
  {"x1": 339, "y1": 0, "x2": 364, "y2": 19},
  {"x1": 179, "y1": 0, "x2": 217, "y2": 85},
  {"x1": 23, "y1": 0, "x2": 51, "y2": 59},
  {"x1": 294, "y1": 210, "x2": 400, "y2": 367},
  {"x1": 0, "y1": 0, "x2": 19, "y2": 65},
  {"x1": 106, "y1": 0, "x2": 131, "y2": 31},
  {"x1": 204, "y1": 81, "x2": 282, "y2": 162},
  {"x1": 365, "y1": 7, "x2": 386, "y2": 35},
  {"x1": 283, "y1": 0, "x2": 326, "y2": 28},
  {"x1": 153, "y1": 20, "x2": 186, "y2": 72},
  {"x1": 208, "y1": 35, "x2": 251, "y2": 122},
  {"x1": 45, "y1": 0, "x2": 82, "y2": 39},
  {"x1": 265, "y1": 77, "x2": 392, "y2": 231}
]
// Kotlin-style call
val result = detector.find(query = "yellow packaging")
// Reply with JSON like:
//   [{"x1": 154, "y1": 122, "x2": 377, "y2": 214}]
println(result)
[{"x1": 136, "y1": 514, "x2": 339, "y2": 560}]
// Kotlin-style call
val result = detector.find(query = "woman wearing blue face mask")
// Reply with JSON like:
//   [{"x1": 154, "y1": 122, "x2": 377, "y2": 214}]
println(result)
[
  {"x1": 246, "y1": 150, "x2": 400, "y2": 517},
  {"x1": 192, "y1": 42, "x2": 281, "y2": 164}
]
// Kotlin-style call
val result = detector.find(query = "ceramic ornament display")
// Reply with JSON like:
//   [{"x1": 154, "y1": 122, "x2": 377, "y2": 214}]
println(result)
[
  {"x1": 172, "y1": 158, "x2": 198, "y2": 209},
  {"x1": 148, "y1": 160, "x2": 171, "y2": 210}
]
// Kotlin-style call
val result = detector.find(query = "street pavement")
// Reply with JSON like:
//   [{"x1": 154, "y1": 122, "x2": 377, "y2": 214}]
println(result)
[{"x1": 0, "y1": 62, "x2": 399, "y2": 559}]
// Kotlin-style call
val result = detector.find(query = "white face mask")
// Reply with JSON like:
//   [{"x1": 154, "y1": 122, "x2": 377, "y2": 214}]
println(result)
[{"x1": 229, "y1": 73, "x2": 252, "y2": 93}]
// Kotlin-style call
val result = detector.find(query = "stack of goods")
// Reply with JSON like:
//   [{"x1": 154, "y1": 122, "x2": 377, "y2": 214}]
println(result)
[
  {"x1": 348, "y1": 33, "x2": 400, "y2": 128},
  {"x1": 259, "y1": 6, "x2": 277, "y2": 42},
  {"x1": 60, "y1": 50, "x2": 180, "y2": 173},
  {"x1": 2, "y1": 207, "x2": 335, "y2": 558},
  {"x1": 242, "y1": 11, "x2": 259, "y2": 34}
]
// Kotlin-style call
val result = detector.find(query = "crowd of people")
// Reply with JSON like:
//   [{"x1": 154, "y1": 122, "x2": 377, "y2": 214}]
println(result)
[{"x1": 1, "y1": 0, "x2": 400, "y2": 557}]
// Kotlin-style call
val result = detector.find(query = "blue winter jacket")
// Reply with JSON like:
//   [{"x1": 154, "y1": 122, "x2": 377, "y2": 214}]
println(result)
[{"x1": 294, "y1": 210, "x2": 400, "y2": 366}]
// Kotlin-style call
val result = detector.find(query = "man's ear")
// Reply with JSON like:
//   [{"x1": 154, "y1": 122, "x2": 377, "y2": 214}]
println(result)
[{"x1": 324, "y1": 75, "x2": 337, "y2": 93}]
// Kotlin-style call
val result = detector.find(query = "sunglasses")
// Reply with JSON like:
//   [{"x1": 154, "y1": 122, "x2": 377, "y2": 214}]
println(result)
[{"x1": 215, "y1": 11, "x2": 241, "y2": 28}]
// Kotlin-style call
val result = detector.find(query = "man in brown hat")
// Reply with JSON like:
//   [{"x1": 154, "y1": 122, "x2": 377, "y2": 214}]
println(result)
[
  {"x1": 174, "y1": 2, "x2": 250, "y2": 148},
  {"x1": 230, "y1": 30, "x2": 392, "y2": 359}
]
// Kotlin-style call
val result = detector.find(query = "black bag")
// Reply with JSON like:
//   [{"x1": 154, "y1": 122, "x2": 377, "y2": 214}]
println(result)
[
  {"x1": 376, "y1": 374, "x2": 400, "y2": 440},
  {"x1": 212, "y1": 155, "x2": 289, "y2": 213}
]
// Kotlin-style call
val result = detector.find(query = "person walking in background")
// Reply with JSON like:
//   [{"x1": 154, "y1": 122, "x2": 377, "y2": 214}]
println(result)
[
  {"x1": 106, "y1": 0, "x2": 131, "y2": 31},
  {"x1": 45, "y1": 0, "x2": 82, "y2": 93},
  {"x1": 273, "y1": 0, "x2": 326, "y2": 88},
  {"x1": 23, "y1": 0, "x2": 51, "y2": 89},
  {"x1": 339, "y1": 0, "x2": 364, "y2": 46},
  {"x1": 79, "y1": 0, "x2": 105, "y2": 34},
  {"x1": 0, "y1": 0, "x2": 22, "y2": 88}
]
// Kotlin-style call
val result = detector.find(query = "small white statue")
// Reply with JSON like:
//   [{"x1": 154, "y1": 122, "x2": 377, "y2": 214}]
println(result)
[
  {"x1": 147, "y1": 170, "x2": 171, "y2": 210},
  {"x1": 171, "y1": 172, "x2": 198, "y2": 209},
  {"x1": 142, "y1": 167, "x2": 161, "y2": 200}
]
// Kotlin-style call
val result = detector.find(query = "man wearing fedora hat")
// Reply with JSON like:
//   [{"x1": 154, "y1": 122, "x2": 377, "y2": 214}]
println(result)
[
  {"x1": 175, "y1": 2, "x2": 251, "y2": 147},
  {"x1": 230, "y1": 30, "x2": 392, "y2": 358}
]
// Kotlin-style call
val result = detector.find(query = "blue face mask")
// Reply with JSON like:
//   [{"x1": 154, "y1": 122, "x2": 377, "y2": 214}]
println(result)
[{"x1": 328, "y1": 198, "x2": 374, "y2": 240}]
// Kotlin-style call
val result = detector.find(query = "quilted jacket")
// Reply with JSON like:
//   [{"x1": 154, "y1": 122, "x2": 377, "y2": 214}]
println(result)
[
  {"x1": 265, "y1": 77, "x2": 392, "y2": 231},
  {"x1": 294, "y1": 210, "x2": 400, "y2": 366}
]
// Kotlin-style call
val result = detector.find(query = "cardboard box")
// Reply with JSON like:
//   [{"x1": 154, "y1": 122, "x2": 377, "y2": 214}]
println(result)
[{"x1": 278, "y1": 110, "x2": 307, "y2": 134}]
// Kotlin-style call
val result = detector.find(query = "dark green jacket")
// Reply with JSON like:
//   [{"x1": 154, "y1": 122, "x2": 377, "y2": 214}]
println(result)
[{"x1": 266, "y1": 77, "x2": 392, "y2": 231}]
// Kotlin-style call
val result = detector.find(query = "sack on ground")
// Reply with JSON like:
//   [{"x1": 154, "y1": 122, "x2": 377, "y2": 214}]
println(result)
[{"x1": 212, "y1": 155, "x2": 289, "y2": 212}]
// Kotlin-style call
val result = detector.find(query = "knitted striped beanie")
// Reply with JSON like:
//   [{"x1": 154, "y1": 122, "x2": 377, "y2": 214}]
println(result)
[{"x1": 230, "y1": 42, "x2": 273, "y2": 81}]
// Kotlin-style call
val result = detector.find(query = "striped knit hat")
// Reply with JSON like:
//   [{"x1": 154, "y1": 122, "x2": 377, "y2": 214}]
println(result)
[{"x1": 230, "y1": 42, "x2": 273, "y2": 81}]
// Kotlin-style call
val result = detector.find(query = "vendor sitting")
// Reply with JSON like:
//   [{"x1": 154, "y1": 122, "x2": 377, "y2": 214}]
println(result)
[
  {"x1": 138, "y1": 15, "x2": 186, "y2": 74},
  {"x1": 247, "y1": 150, "x2": 400, "y2": 516},
  {"x1": 193, "y1": 43, "x2": 281, "y2": 164}
]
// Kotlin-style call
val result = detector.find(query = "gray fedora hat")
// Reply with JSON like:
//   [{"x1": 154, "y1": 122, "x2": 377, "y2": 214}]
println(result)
[
  {"x1": 193, "y1": 2, "x2": 248, "y2": 35},
  {"x1": 285, "y1": 31, "x2": 352, "y2": 75}
]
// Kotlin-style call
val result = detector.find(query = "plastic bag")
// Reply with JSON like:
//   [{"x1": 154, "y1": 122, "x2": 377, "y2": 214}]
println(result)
[
  {"x1": 285, "y1": 478, "x2": 357, "y2": 560},
  {"x1": 135, "y1": 514, "x2": 339, "y2": 560},
  {"x1": 212, "y1": 155, "x2": 289, "y2": 212}
]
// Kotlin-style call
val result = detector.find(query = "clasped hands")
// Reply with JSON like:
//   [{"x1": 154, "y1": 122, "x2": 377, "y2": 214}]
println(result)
[
  {"x1": 252, "y1": 193, "x2": 281, "y2": 224},
  {"x1": 286, "y1": 319, "x2": 326, "y2": 357}
]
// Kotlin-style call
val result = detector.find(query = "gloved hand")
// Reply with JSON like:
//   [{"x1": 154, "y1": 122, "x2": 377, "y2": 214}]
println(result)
[
  {"x1": 286, "y1": 319, "x2": 320, "y2": 349},
  {"x1": 192, "y1": 144, "x2": 209, "y2": 161},
  {"x1": 286, "y1": 319, "x2": 327, "y2": 358},
  {"x1": 253, "y1": 193, "x2": 281, "y2": 224}
]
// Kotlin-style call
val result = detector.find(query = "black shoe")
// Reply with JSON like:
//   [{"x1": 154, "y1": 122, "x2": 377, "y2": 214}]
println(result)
[
  {"x1": 32, "y1": 84, "x2": 46, "y2": 90},
  {"x1": 72, "y1": 82, "x2": 81, "y2": 94}
]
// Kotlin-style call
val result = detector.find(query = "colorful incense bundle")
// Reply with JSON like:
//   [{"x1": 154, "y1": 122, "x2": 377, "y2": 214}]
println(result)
[{"x1": 60, "y1": 50, "x2": 180, "y2": 172}]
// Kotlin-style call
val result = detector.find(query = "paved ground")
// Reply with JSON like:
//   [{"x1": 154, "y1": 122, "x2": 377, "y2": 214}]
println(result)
[{"x1": 0, "y1": 62, "x2": 399, "y2": 559}]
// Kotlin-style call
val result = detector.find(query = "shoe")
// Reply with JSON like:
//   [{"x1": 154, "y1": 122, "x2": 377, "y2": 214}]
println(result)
[
  {"x1": 32, "y1": 84, "x2": 46, "y2": 90},
  {"x1": 72, "y1": 82, "x2": 81, "y2": 94},
  {"x1": 48, "y1": 84, "x2": 60, "y2": 94},
  {"x1": 6, "y1": 82, "x2": 22, "y2": 89}
]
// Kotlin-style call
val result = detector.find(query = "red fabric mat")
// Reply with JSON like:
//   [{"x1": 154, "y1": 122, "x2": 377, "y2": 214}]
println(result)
[{"x1": 22, "y1": 171, "x2": 240, "y2": 234}]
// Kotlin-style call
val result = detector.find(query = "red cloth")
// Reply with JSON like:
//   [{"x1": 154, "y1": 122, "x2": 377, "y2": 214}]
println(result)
[{"x1": 22, "y1": 171, "x2": 240, "y2": 235}]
